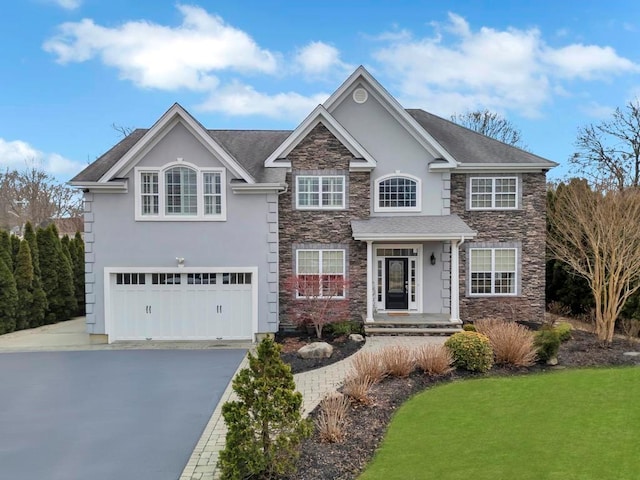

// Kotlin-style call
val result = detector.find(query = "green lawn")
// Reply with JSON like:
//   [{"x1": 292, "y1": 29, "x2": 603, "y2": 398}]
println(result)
[{"x1": 360, "y1": 368, "x2": 640, "y2": 480}]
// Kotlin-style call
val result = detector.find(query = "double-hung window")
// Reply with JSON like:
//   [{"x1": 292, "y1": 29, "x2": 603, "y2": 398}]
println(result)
[
  {"x1": 470, "y1": 248, "x2": 517, "y2": 295},
  {"x1": 136, "y1": 163, "x2": 225, "y2": 221},
  {"x1": 296, "y1": 249, "x2": 345, "y2": 298},
  {"x1": 296, "y1": 175, "x2": 345, "y2": 209},
  {"x1": 470, "y1": 177, "x2": 517, "y2": 209}
]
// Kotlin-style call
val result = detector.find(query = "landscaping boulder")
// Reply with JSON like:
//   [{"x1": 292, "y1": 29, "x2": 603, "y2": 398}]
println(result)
[
  {"x1": 349, "y1": 333, "x2": 365, "y2": 343},
  {"x1": 546, "y1": 356, "x2": 559, "y2": 366},
  {"x1": 297, "y1": 342, "x2": 333, "y2": 359}
]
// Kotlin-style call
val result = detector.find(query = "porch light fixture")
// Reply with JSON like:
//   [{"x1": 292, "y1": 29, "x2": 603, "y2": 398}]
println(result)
[{"x1": 430, "y1": 252, "x2": 436, "y2": 265}]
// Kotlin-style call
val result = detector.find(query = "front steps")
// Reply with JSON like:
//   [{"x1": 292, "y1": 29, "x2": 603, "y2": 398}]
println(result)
[{"x1": 365, "y1": 319, "x2": 462, "y2": 336}]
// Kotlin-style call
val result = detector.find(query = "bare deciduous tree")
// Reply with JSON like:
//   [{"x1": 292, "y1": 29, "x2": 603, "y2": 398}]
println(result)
[
  {"x1": 570, "y1": 99, "x2": 640, "y2": 190},
  {"x1": 0, "y1": 163, "x2": 82, "y2": 230},
  {"x1": 547, "y1": 180, "x2": 640, "y2": 344},
  {"x1": 450, "y1": 109, "x2": 526, "y2": 148}
]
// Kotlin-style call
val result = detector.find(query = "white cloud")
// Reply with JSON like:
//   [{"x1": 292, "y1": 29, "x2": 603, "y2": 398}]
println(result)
[
  {"x1": 372, "y1": 12, "x2": 639, "y2": 117},
  {"x1": 43, "y1": 4, "x2": 278, "y2": 91},
  {"x1": 580, "y1": 101, "x2": 615, "y2": 119},
  {"x1": 52, "y1": 0, "x2": 82, "y2": 10},
  {"x1": 198, "y1": 81, "x2": 328, "y2": 120},
  {"x1": 0, "y1": 138, "x2": 84, "y2": 180},
  {"x1": 294, "y1": 41, "x2": 351, "y2": 76},
  {"x1": 543, "y1": 44, "x2": 639, "y2": 79}
]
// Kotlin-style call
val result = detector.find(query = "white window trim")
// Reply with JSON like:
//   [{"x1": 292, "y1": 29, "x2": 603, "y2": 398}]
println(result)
[
  {"x1": 469, "y1": 247, "x2": 518, "y2": 296},
  {"x1": 295, "y1": 249, "x2": 346, "y2": 298},
  {"x1": 295, "y1": 175, "x2": 346, "y2": 210},
  {"x1": 469, "y1": 176, "x2": 518, "y2": 210},
  {"x1": 134, "y1": 162, "x2": 226, "y2": 221},
  {"x1": 374, "y1": 173, "x2": 422, "y2": 213}
]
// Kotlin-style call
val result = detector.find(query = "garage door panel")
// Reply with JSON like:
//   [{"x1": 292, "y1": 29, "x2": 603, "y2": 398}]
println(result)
[{"x1": 108, "y1": 270, "x2": 254, "y2": 342}]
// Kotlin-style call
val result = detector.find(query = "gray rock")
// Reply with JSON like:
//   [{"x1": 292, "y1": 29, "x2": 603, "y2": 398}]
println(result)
[
  {"x1": 348, "y1": 334, "x2": 365, "y2": 343},
  {"x1": 298, "y1": 342, "x2": 333, "y2": 359},
  {"x1": 546, "y1": 356, "x2": 558, "y2": 366},
  {"x1": 623, "y1": 351, "x2": 640, "y2": 357}
]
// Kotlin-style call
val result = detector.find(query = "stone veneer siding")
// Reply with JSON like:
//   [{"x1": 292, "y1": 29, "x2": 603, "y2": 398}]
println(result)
[
  {"x1": 279, "y1": 123, "x2": 370, "y2": 328},
  {"x1": 451, "y1": 172, "x2": 547, "y2": 322}
]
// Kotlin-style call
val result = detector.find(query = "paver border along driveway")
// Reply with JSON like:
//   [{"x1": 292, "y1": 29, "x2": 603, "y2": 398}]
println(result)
[{"x1": 0, "y1": 349, "x2": 246, "y2": 480}]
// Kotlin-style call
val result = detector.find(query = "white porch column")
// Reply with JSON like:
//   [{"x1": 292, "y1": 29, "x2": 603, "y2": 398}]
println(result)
[
  {"x1": 450, "y1": 239, "x2": 461, "y2": 322},
  {"x1": 366, "y1": 240, "x2": 374, "y2": 322}
]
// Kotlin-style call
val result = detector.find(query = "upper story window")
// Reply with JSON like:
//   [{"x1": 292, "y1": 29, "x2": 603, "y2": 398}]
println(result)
[
  {"x1": 470, "y1": 177, "x2": 517, "y2": 210},
  {"x1": 375, "y1": 174, "x2": 421, "y2": 212},
  {"x1": 135, "y1": 162, "x2": 226, "y2": 221},
  {"x1": 296, "y1": 175, "x2": 345, "y2": 210}
]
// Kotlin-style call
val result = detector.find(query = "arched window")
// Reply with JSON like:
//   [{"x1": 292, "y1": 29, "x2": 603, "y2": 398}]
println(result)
[
  {"x1": 375, "y1": 174, "x2": 421, "y2": 212},
  {"x1": 136, "y1": 162, "x2": 225, "y2": 221}
]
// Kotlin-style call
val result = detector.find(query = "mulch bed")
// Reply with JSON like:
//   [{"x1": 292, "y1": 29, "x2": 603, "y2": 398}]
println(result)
[
  {"x1": 282, "y1": 328, "x2": 640, "y2": 480},
  {"x1": 278, "y1": 332, "x2": 364, "y2": 374}
]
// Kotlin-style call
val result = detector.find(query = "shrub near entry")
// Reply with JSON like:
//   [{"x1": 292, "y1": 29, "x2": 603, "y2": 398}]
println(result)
[{"x1": 444, "y1": 331, "x2": 494, "y2": 373}]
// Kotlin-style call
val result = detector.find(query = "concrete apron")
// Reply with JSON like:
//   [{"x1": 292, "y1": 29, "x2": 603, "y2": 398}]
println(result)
[{"x1": 0, "y1": 317, "x2": 253, "y2": 352}]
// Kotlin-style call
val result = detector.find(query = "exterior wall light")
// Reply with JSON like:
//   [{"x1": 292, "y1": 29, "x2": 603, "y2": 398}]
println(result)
[{"x1": 430, "y1": 252, "x2": 436, "y2": 265}]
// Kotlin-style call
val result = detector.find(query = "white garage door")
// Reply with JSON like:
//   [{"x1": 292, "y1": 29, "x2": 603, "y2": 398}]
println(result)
[{"x1": 108, "y1": 270, "x2": 254, "y2": 341}]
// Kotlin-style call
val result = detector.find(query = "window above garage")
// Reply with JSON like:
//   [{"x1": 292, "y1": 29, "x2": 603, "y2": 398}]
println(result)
[{"x1": 134, "y1": 162, "x2": 226, "y2": 221}]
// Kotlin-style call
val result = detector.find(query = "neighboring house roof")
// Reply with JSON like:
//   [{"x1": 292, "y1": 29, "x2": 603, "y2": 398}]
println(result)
[
  {"x1": 351, "y1": 215, "x2": 477, "y2": 241},
  {"x1": 407, "y1": 109, "x2": 558, "y2": 169}
]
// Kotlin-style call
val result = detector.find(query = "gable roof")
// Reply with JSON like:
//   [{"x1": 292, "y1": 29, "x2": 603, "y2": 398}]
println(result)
[
  {"x1": 407, "y1": 109, "x2": 557, "y2": 170},
  {"x1": 71, "y1": 112, "x2": 292, "y2": 186},
  {"x1": 323, "y1": 66, "x2": 458, "y2": 168},
  {"x1": 263, "y1": 105, "x2": 376, "y2": 169}
]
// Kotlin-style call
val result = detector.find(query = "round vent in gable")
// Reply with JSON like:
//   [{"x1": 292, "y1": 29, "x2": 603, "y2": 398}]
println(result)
[{"x1": 353, "y1": 88, "x2": 368, "y2": 104}]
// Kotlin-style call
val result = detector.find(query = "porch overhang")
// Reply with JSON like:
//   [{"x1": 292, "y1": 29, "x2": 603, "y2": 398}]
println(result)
[{"x1": 351, "y1": 215, "x2": 477, "y2": 241}]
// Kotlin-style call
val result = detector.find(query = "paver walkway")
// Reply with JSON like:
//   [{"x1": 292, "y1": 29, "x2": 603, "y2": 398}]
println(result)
[{"x1": 181, "y1": 335, "x2": 447, "y2": 480}]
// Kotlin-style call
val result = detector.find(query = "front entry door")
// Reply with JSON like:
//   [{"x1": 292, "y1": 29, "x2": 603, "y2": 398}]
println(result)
[{"x1": 385, "y1": 258, "x2": 409, "y2": 310}]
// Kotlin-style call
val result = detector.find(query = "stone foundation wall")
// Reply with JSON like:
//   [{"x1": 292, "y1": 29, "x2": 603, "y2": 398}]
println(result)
[
  {"x1": 451, "y1": 172, "x2": 547, "y2": 322},
  {"x1": 278, "y1": 123, "x2": 370, "y2": 328}
]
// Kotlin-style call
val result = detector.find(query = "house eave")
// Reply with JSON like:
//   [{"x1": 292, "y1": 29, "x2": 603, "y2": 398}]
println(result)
[
  {"x1": 451, "y1": 162, "x2": 558, "y2": 173},
  {"x1": 352, "y1": 232, "x2": 478, "y2": 242},
  {"x1": 231, "y1": 183, "x2": 287, "y2": 194},
  {"x1": 68, "y1": 180, "x2": 128, "y2": 192}
]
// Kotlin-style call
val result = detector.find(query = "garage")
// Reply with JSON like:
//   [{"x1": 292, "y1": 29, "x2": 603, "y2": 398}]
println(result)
[{"x1": 105, "y1": 268, "x2": 257, "y2": 342}]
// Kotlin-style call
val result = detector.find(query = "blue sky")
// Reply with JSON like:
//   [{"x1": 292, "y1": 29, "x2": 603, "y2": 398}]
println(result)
[{"x1": 2, "y1": 0, "x2": 639, "y2": 182}]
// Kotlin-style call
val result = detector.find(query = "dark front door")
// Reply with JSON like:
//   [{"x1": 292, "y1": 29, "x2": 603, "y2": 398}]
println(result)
[{"x1": 385, "y1": 258, "x2": 408, "y2": 310}]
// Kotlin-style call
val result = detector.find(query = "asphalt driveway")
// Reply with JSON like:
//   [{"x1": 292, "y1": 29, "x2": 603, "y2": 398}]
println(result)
[{"x1": 0, "y1": 349, "x2": 246, "y2": 480}]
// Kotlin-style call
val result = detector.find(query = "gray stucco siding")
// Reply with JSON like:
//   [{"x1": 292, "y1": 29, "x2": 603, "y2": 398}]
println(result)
[
  {"x1": 127, "y1": 122, "x2": 229, "y2": 172},
  {"x1": 331, "y1": 83, "x2": 448, "y2": 216}
]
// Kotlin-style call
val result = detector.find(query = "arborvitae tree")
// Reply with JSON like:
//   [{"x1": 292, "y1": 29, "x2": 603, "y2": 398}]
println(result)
[
  {"x1": 37, "y1": 226, "x2": 60, "y2": 323},
  {"x1": 0, "y1": 230, "x2": 12, "y2": 272},
  {"x1": 10, "y1": 234, "x2": 21, "y2": 268},
  {"x1": 218, "y1": 338, "x2": 311, "y2": 479},
  {"x1": 24, "y1": 222, "x2": 46, "y2": 327},
  {"x1": 70, "y1": 232, "x2": 85, "y2": 316},
  {"x1": 14, "y1": 240, "x2": 34, "y2": 331},
  {"x1": 0, "y1": 257, "x2": 18, "y2": 334},
  {"x1": 50, "y1": 225, "x2": 77, "y2": 321},
  {"x1": 61, "y1": 235, "x2": 72, "y2": 264},
  {"x1": 23, "y1": 222, "x2": 40, "y2": 276}
]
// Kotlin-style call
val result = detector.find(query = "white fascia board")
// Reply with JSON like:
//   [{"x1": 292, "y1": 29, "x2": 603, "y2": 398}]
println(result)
[
  {"x1": 99, "y1": 103, "x2": 254, "y2": 184},
  {"x1": 353, "y1": 232, "x2": 477, "y2": 241},
  {"x1": 231, "y1": 183, "x2": 287, "y2": 194},
  {"x1": 264, "y1": 105, "x2": 376, "y2": 168},
  {"x1": 323, "y1": 66, "x2": 458, "y2": 168},
  {"x1": 453, "y1": 162, "x2": 558, "y2": 172},
  {"x1": 68, "y1": 180, "x2": 128, "y2": 192}
]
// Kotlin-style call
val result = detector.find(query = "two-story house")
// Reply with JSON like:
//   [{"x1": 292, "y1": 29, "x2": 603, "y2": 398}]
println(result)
[{"x1": 71, "y1": 66, "x2": 556, "y2": 343}]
